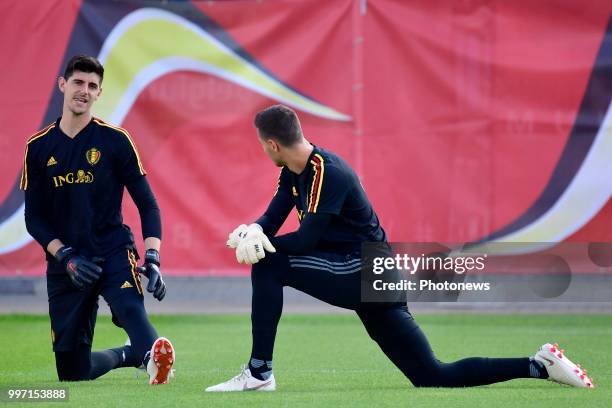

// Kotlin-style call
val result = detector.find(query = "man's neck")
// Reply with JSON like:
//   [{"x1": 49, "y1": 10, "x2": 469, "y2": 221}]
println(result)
[
  {"x1": 285, "y1": 141, "x2": 314, "y2": 174},
  {"x1": 59, "y1": 110, "x2": 92, "y2": 138}
]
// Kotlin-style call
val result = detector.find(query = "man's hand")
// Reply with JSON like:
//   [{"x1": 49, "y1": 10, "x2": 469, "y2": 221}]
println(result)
[
  {"x1": 226, "y1": 224, "x2": 249, "y2": 248},
  {"x1": 138, "y1": 249, "x2": 166, "y2": 301},
  {"x1": 236, "y1": 226, "x2": 276, "y2": 264},
  {"x1": 55, "y1": 246, "x2": 103, "y2": 291}
]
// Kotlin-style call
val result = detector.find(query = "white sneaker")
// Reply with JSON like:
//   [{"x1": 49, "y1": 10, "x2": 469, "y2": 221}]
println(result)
[
  {"x1": 147, "y1": 337, "x2": 175, "y2": 385},
  {"x1": 205, "y1": 365, "x2": 276, "y2": 392},
  {"x1": 534, "y1": 343, "x2": 594, "y2": 388}
]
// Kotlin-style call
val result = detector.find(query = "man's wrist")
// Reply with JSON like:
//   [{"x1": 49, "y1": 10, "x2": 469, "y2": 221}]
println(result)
[
  {"x1": 248, "y1": 223, "x2": 263, "y2": 233},
  {"x1": 54, "y1": 246, "x2": 75, "y2": 267},
  {"x1": 144, "y1": 248, "x2": 160, "y2": 266},
  {"x1": 46, "y1": 239, "x2": 65, "y2": 258}
]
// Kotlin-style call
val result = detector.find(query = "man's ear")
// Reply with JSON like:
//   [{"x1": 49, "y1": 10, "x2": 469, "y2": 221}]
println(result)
[
  {"x1": 58, "y1": 77, "x2": 66, "y2": 94},
  {"x1": 267, "y1": 138, "x2": 280, "y2": 153}
]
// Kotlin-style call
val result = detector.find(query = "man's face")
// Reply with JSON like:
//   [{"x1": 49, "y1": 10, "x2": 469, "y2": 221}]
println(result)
[
  {"x1": 258, "y1": 130, "x2": 285, "y2": 167},
  {"x1": 58, "y1": 71, "x2": 102, "y2": 116}
]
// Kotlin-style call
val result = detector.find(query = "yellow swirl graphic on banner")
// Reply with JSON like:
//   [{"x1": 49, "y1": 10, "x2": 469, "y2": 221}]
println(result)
[{"x1": 96, "y1": 8, "x2": 350, "y2": 123}]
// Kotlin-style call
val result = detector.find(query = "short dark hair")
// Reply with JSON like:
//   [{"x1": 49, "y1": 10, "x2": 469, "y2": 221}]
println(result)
[
  {"x1": 63, "y1": 55, "x2": 104, "y2": 83},
  {"x1": 254, "y1": 104, "x2": 303, "y2": 147}
]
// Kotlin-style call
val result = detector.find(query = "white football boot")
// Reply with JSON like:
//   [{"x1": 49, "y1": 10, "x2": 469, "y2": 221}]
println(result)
[
  {"x1": 534, "y1": 343, "x2": 594, "y2": 388},
  {"x1": 205, "y1": 365, "x2": 276, "y2": 392},
  {"x1": 147, "y1": 337, "x2": 175, "y2": 385}
]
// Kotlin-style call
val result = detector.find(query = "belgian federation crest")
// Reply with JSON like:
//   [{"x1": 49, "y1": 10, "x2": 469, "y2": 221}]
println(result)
[{"x1": 86, "y1": 148, "x2": 101, "y2": 165}]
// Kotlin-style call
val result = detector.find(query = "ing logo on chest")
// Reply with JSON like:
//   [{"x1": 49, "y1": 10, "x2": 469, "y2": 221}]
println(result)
[{"x1": 52, "y1": 170, "x2": 94, "y2": 188}]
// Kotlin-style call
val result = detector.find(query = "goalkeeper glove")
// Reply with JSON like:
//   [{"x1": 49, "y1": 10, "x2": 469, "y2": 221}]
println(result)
[
  {"x1": 236, "y1": 225, "x2": 276, "y2": 264},
  {"x1": 227, "y1": 223, "x2": 264, "y2": 249},
  {"x1": 55, "y1": 246, "x2": 103, "y2": 291},
  {"x1": 138, "y1": 249, "x2": 166, "y2": 301},
  {"x1": 227, "y1": 223, "x2": 266, "y2": 249},
  {"x1": 226, "y1": 224, "x2": 249, "y2": 248}
]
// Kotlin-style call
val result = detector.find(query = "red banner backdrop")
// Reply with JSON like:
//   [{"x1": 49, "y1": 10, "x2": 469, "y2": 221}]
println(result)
[{"x1": 0, "y1": 0, "x2": 610, "y2": 276}]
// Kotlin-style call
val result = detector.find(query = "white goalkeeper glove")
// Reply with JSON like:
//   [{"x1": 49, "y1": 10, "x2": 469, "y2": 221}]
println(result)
[
  {"x1": 227, "y1": 224, "x2": 249, "y2": 248},
  {"x1": 235, "y1": 225, "x2": 276, "y2": 264}
]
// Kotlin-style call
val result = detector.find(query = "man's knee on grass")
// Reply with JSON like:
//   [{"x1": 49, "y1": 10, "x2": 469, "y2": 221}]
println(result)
[{"x1": 55, "y1": 345, "x2": 92, "y2": 381}]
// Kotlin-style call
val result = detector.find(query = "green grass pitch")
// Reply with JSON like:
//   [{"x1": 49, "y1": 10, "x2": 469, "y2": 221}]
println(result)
[{"x1": 0, "y1": 313, "x2": 610, "y2": 407}]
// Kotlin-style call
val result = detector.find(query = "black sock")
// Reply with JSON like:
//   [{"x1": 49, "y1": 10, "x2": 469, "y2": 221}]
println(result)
[
  {"x1": 529, "y1": 358, "x2": 549, "y2": 379},
  {"x1": 248, "y1": 358, "x2": 273, "y2": 381},
  {"x1": 112, "y1": 345, "x2": 144, "y2": 368},
  {"x1": 89, "y1": 350, "x2": 123, "y2": 380},
  {"x1": 108, "y1": 297, "x2": 158, "y2": 368}
]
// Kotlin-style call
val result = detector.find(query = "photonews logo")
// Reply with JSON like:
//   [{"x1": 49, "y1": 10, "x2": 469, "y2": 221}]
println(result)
[
  {"x1": 52, "y1": 170, "x2": 94, "y2": 188},
  {"x1": 362, "y1": 242, "x2": 612, "y2": 303}
]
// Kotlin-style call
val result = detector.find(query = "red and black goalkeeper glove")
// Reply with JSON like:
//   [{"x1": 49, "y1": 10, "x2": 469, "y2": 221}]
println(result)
[
  {"x1": 138, "y1": 249, "x2": 166, "y2": 301},
  {"x1": 55, "y1": 246, "x2": 103, "y2": 291}
]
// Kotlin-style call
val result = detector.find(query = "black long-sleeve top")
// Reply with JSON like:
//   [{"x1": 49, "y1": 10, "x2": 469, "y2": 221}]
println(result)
[
  {"x1": 256, "y1": 146, "x2": 386, "y2": 255},
  {"x1": 21, "y1": 117, "x2": 161, "y2": 262}
]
